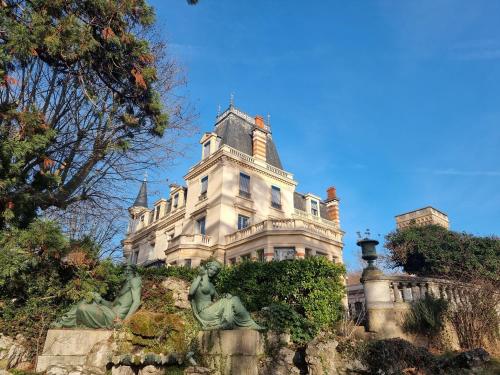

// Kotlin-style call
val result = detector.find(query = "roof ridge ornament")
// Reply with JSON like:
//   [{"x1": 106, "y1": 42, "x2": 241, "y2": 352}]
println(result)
[{"x1": 229, "y1": 92, "x2": 234, "y2": 108}]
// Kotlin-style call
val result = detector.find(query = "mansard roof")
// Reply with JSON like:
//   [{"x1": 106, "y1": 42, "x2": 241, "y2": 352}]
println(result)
[{"x1": 214, "y1": 108, "x2": 283, "y2": 170}]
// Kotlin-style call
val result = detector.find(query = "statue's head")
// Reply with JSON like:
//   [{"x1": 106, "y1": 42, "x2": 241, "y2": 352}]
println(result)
[
  {"x1": 124, "y1": 263, "x2": 137, "y2": 278},
  {"x1": 204, "y1": 261, "x2": 222, "y2": 277}
]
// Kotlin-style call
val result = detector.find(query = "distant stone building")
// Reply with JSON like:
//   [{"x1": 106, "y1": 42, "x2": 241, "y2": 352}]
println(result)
[
  {"x1": 122, "y1": 103, "x2": 344, "y2": 267},
  {"x1": 395, "y1": 206, "x2": 449, "y2": 230}
]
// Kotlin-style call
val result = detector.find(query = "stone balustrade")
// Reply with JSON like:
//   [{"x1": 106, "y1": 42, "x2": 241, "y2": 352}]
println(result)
[
  {"x1": 361, "y1": 271, "x2": 469, "y2": 336},
  {"x1": 168, "y1": 234, "x2": 212, "y2": 248},
  {"x1": 225, "y1": 218, "x2": 341, "y2": 244}
]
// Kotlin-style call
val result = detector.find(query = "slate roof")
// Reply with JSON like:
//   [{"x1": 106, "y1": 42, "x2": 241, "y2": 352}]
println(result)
[
  {"x1": 133, "y1": 180, "x2": 148, "y2": 208},
  {"x1": 293, "y1": 192, "x2": 330, "y2": 221},
  {"x1": 214, "y1": 111, "x2": 283, "y2": 169}
]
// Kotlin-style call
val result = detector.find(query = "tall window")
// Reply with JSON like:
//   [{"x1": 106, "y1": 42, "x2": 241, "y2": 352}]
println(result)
[
  {"x1": 237, "y1": 214, "x2": 250, "y2": 230},
  {"x1": 311, "y1": 200, "x2": 319, "y2": 216},
  {"x1": 185, "y1": 259, "x2": 192, "y2": 268},
  {"x1": 203, "y1": 141, "x2": 211, "y2": 159},
  {"x1": 197, "y1": 216, "x2": 206, "y2": 235},
  {"x1": 271, "y1": 186, "x2": 281, "y2": 209},
  {"x1": 173, "y1": 193, "x2": 179, "y2": 208},
  {"x1": 155, "y1": 206, "x2": 160, "y2": 220},
  {"x1": 239, "y1": 173, "x2": 250, "y2": 198},
  {"x1": 132, "y1": 249, "x2": 139, "y2": 264},
  {"x1": 200, "y1": 176, "x2": 208, "y2": 198}
]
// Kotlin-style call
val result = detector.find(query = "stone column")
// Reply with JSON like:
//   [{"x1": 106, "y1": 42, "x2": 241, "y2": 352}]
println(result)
[
  {"x1": 393, "y1": 283, "x2": 403, "y2": 303},
  {"x1": 264, "y1": 247, "x2": 274, "y2": 262},
  {"x1": 411, "y1": 283, "x2": 421, "y2": 300},
  {"x1": 362, "y1": 270, "x2": 393, "y2": 333},
  {"x1": 295, "y1": 245, "x2": 305, "y2": 259}
]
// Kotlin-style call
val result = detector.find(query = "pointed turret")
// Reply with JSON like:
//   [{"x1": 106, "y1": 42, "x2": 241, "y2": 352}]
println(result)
[{"x1": 132, "y1": 179, "x2": 148, "y2": 208}]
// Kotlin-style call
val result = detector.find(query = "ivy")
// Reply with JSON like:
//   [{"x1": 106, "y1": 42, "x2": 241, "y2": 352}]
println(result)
[{"x1": 215, "y1": 257, "x2": 346, "y2": 344}]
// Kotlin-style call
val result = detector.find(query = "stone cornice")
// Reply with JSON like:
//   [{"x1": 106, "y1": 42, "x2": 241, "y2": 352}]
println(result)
[
  {"x1": 126, "y1": 208, "x2": 186, "y2": 242},
  {"x1": 184, "y1": 145, "x2": 297, "y2": 186}
]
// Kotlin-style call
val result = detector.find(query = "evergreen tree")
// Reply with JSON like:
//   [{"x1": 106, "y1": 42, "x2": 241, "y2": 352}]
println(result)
[{"x1": 0, "y1": 0, "x2": 192, "y2": 229}]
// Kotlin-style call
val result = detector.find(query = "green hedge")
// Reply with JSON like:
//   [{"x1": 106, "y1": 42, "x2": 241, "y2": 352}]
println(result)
[{"x1": 215, "y1": 257, "x2": 346, "y2": 343}]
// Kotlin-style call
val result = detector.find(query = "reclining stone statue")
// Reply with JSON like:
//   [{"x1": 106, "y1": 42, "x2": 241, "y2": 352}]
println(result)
[
  {"x1": 189, "y1": 261, "x2": 263, "y2": 330},
  {"x1": 52, "y1": 265, "x2": 142, "y2": 329}
]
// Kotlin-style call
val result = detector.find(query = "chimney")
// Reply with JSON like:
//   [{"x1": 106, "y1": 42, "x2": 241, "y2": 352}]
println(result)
[
  {"x1": 252, "y1": 115, "x2": 267, "y2": 161},
  {"x1": 325, "y1": 186, "x2": 340, "y2": 226}
]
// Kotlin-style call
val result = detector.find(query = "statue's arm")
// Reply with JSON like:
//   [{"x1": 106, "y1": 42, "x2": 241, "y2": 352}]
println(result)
[
  {"x1": 123, "y1": 278, "x2": 142, "y2": 321},
  {"x1": 92, "y1": 292, "x2": 112, "y2": 307},
  {"x1": 188, "y1": 276, "x2": 202, "y2": 299}
]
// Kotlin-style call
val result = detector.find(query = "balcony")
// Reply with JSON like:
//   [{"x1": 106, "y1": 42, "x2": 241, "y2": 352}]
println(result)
[
  {"x1": 167, "y1": 234, "x2": 212, "y2": 249},
  {"x1": 225, "y1": 218, "x2": 342, "y2": 245}
]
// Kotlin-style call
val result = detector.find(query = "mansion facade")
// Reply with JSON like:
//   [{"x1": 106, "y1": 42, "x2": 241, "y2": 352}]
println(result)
[{"x1": 122, "y1": 104, "x2": 344, "y2": 267}]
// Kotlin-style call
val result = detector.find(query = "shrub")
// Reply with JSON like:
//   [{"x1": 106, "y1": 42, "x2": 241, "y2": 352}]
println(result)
[
  {"x1": 215, "y1": 257, "x2": 345, "y2": 343},
  {"x1": 363, "y1": 338, "x2": 436, "y2": 374},
  {"x1": 137, "y1": 265, "x2": 197, "y2": 282},
  {"x1": 384, "y1": 225, "x2": 500, "y2": 282},
  {"x1": 448, "y1": 279, "x2": 500, "y2": 350},
  {"x1": 404, "y1": 294, "x2": 448, "y2": 346}
]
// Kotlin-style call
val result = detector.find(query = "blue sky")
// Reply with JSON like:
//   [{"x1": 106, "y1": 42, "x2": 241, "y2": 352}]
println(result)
[{"x1": 140, "y1": 0, "x2": 499, "y2": 270}]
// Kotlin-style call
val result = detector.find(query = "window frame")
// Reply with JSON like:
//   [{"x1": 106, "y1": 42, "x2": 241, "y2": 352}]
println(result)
[
  {"x1": 311, "y1": 199, "x2": 319, "y2": 216},
  {"x1": 196, "y1": 216, "x2": 206, "y2": 235},
  {"x1": 237, "y1": 214, "x2": 250, "y2": 230},
  {"x1": 200, "y1": 175, "x2": 208, "y2": 198},
  {"x1": 271, "y1": 185, "x2": 282, "y2": 209},
  {"x1": 203, "y1": 141, "x2": 211, "y2": 159},
  {"x1": 173, "y1": 193, "x2": 179, "y2": 208},
  {"x1": 239, "y1": 172, "x2": 251, "y2": 198}
]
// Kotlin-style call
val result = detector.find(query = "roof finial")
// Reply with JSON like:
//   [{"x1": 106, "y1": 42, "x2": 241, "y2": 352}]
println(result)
[
  {"x1": 230, "y1": 92, "x2": 234, "y2": 108},
  {"x1": 267, "y1": 113, "x2": 271, "y2": 127},
  {"x1": 217, "y1": 104, "x2": 221, "y2": 116},
  {"x1": 143, "y1": 171, "x2": 148, "y2": 182}
]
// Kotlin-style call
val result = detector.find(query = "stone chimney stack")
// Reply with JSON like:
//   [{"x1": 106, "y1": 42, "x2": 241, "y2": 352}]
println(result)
[
  {"x1": 325, "y1": 186, "x2": 340, "y2": 226},
  {"x1": 252, "y1": 115, "x2": 267, "y2": 162}
]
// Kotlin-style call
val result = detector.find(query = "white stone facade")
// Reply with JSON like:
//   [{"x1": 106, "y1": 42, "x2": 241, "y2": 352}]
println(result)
[{"x1": 122, "y1": 106, "x2": 344, "y2": 267}]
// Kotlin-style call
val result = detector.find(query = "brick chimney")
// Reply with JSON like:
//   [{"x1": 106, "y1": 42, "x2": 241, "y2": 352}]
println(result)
[
  {"x1": 325, "y1": 186, "x2": 340, "y2": 226},
  {"x1": 252, "y1": 115, "x2": 267, "y2": 161}
]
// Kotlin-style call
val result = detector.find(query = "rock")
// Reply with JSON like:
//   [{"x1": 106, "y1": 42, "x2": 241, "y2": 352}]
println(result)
[
  {"x1": 111, "y1": 365, "x2": 135, "y2": 375},
  {"x1": 139, "y1": 364, "x2": 164, "y2": 375},
  {"x1": 438, "y1": 348, "x2": 491, "y2": 371},
  {"x1": 0, "y1": 370, "x2": 8, "y2": 375},
  {"x1": 84, "y1": 339, "x2": 115, "y2": 374},
  {"x1": 128, "y1": 310, "x2": 184, "y2": 338},
  {"x1": 0, "y1": 334, "x2": 14, "y2": 361},
  {"x1": 14, "y1": 361, "x2": 33, "y2": 371},
  {"x1": 161, "y1": 277, "x2": 190, "y2": 309},
  {"x1": 306, "y1": 333, "x2": 339, "y2": 375},
  {"x1": 259, "y1": 347, "x2": 301, "y2": 375},
  {"x1": 6, "y1": 335, "x2": 29, "y2": 369},
  {"x1": 184, "y1": 366, "x2": 214, "y2": 374},
  {"x1": 46, "y1": 365, "x2": 69, "y2": 375}
]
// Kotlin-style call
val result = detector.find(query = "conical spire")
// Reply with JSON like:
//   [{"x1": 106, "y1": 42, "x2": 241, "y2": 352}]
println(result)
[{"x1": 132, "y1": 179, "x2": 148, "y2": 208}]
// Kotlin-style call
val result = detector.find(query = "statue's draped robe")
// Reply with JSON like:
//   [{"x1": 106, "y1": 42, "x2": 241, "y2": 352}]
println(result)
[
  {"x1": 191, "y1": 279, "x2": 261, "y2": 330},
  {"x1": 56, "y1": 277, "x2": 142, "y2": 329}
]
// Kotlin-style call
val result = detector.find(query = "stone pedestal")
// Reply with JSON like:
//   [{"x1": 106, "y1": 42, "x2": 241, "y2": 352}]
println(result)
[
  {"x1": 198, "y1": 330, "x2": 264, "y2": 375},
  {"x1": 36, "y1": 329, "x2": 113, "y2": 373}
]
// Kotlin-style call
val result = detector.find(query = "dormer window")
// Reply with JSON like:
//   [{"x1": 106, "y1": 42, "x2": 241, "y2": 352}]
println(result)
[
  {"x1": 173, "y1": 193, "x2": 179, "y2": 208},
  {"x1": 155, "y1": 206, "x2": 160, "y2": 220},
  {"x1": 203, "y1": 141, "x2": 211, "y2": 159},
  {"x1": 311, "y1": 200, "x2": 319, "y2": 216}
]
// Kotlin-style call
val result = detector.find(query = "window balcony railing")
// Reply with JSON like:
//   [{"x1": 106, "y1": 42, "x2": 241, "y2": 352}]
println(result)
[
  {"x1": 238, "y1": 190, "x2": 251, "y2": 199},
  {"x1": 225, "y1": 218, "x2": 342, "y2": 245}
]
